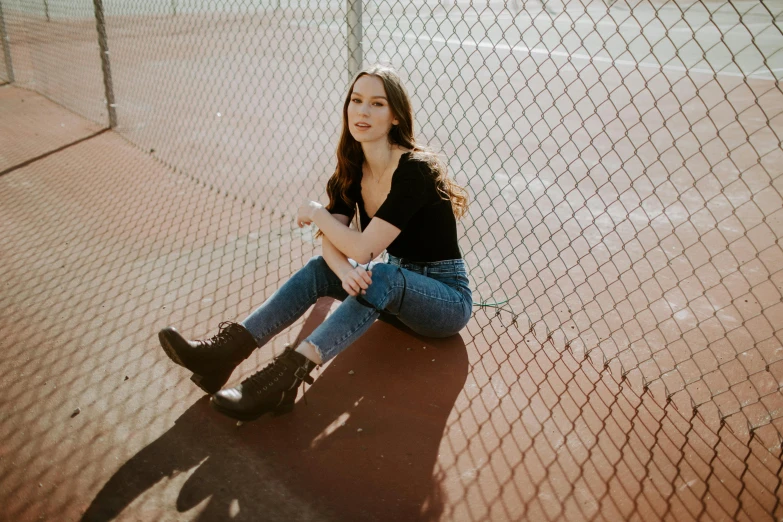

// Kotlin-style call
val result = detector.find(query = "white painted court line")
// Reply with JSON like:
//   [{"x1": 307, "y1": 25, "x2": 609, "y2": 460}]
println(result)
[
  {"x1": 289, "y1": 19, "x2": 782, "y2": 80},
  {"x1": 427, "y1": 10, "x2": 780, "y2": 33}
]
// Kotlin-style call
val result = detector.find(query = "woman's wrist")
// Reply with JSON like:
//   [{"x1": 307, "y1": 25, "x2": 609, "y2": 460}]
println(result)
[
  {"x1": 311, "y1": 205, "x2": 326, "y2": 222},
  {"x1": 321, "y1": 235, "x2": 353, "y2": 282}
]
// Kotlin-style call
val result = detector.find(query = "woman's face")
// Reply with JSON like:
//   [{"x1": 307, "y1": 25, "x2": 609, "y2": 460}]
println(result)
[{"x1": 347, "y1": 75, "x2": 399, "y2": 145}]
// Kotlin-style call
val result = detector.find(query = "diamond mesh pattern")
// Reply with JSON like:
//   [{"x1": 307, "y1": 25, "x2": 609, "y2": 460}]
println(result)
[{"x1": 2, "y1": 0, "x2": 782, "y2": 519}]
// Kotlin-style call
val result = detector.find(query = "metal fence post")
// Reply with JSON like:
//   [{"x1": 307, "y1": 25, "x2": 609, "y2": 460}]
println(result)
[
  {"x1": 347, "y1": 0, "x2": 362, "y2": 79},
  {"x1": 92, "y1": 0, "x2": 116, "y2": 128},
  {"x1": 0, "y1": 1, "x2": 13, "y2": 83}
]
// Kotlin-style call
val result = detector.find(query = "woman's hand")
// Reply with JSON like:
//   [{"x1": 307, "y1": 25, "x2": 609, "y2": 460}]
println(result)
[
  {"x1": 296, "y1": 200, "x2": 323, "y2": 227},
  {"x1": 340, "y1": 265, "x2": 372, "y2": 297}
]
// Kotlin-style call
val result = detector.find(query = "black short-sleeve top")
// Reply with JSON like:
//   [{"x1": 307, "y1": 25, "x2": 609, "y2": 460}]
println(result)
[{"x1": 328, "y1": 152, "x2": 462, "y2": 262}]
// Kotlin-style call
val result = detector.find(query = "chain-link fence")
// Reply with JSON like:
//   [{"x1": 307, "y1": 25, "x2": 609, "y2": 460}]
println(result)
[
  {"x1": 0, "y1": 0, "x2": 11, "y2": 83},
  {"x1": 2, "y1": 0, "x2": 782, "y2": 519}
]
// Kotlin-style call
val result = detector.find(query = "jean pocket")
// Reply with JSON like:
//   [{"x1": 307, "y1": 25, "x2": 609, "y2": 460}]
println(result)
[{"x1": 433, "y1": 273, "x2": 470, "y2": 292}]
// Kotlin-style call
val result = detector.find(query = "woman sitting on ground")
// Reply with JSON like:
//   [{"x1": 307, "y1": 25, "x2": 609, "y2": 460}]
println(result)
[{"x1": 158, "y1": 63, "x2": 473, "y2": 422}]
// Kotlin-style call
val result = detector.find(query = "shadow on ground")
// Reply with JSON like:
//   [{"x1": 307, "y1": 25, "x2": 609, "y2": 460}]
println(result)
[{"x1": 81, "y1": 300, "x2": 468, "y2": 521}]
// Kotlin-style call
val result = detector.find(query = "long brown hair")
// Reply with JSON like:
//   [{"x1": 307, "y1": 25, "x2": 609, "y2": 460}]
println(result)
[{"x1": 317, "y1": 64, "x2": 468, "y2": 238}]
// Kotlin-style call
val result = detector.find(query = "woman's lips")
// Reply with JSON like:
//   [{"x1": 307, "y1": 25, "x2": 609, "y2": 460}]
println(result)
[{"x1": 355, "y1": 123, "x2": 371, "y2": 130}]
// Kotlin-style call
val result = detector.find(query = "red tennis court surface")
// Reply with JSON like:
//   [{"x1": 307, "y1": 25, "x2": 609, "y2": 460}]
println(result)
[{"x1": 1, "y1": 84, "x2": 781, "y2": 521}]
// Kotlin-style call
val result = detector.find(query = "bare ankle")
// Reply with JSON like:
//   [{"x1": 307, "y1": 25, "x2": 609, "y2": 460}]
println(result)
[{"x1": 295, "y1": 341, "x2": 322, "y2": 365}]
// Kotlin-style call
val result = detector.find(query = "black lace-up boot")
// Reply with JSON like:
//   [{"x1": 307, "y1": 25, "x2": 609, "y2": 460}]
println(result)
[
  {"x1": 210, "y1": 346, "x2": 317, "y2": 421},
  {"x1": 158, "y1": 321, "x2": 258, "y2": 394}
]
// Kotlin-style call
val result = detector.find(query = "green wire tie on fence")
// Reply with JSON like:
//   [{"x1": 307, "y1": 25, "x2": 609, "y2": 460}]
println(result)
[
  {"x1": 474, "y1": 298, "x2": 510, "y2": 308},
  {"x1": 474, "y1": 298, "x2": 524, "y2": 330},
  {"x1": 474, "y1": 298, "x2": 514, "y2": 319}
]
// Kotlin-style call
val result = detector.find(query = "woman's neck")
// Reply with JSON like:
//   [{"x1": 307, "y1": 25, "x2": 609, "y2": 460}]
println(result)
[{"x1": 362, "y1": 141, "x2": 399, "y2": 182}]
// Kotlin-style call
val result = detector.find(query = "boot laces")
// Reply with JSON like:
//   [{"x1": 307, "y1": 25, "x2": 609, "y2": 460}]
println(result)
[
  {"x1": 242, "y1": 354, "x2": 292, "y2": 390},
  {"x1": 244, "y1": 358, "x2": 281, "y2": 390},
  {"x1": 242, "y1": 348, "x2": 314, "y2": 396},
  {"x1": 203, "y1": 321, "x2": 237, "y2": 348}
]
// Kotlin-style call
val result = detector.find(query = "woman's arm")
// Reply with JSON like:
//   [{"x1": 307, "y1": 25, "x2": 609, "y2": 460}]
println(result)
[
  {"x1": 321, "y1": 214, "x2": 374, "y2": 297},
  {"x1": 300, "y1": 205, "x2": 401, "y2": 264},
  {"x1": 299, "y1": 160, "x2": 431, "y2": 263},
  {"x1": 321, "y1": 215, "x2": 354, "y2": 278}
]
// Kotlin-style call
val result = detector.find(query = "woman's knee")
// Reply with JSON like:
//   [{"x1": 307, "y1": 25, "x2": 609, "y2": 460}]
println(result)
[
  {"x1": 368, "y1": 262, "x2": 396, "y2": 281},
  {"x1": 293, "y1": 255, "x2": 333, "y2": 286},
  {"x1": 306, "y1": 254, "x2": 326, "y2": 266},
  {"x1": 360, "y1": 263, "x2": 401, "y2": 309},
  {"x1": 366, "y1": 263, "x2": 400, "y2": 292},
  {"x1": 302, "y1": 255, "x2": 345, "y2": 297},
  {"x1": 303, "y1": 255, "x2": 331, "y2": 275}
]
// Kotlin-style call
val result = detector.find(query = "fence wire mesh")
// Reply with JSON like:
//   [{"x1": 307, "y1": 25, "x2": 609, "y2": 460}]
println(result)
[{"x1": 1, "y1": 0, "x2": 783, "y2": 520}]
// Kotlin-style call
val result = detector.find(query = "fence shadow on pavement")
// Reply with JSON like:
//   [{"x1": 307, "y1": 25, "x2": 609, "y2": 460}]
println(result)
[{"x1": 81, "y1": 299, "x2": 469, "y2": 521}]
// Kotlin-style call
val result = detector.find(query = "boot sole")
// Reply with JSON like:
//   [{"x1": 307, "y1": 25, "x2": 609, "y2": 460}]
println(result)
[
  {"x1": 209, "y1": 398, "x2": 295, "y2": 422},
  {"x1": 158, "y1": 329, "x2": 231, "y2": 395}
]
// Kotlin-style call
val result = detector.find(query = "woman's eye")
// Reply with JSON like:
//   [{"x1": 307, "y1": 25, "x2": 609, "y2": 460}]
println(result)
[{"x1": 351, "y1": 98, "x2": 360, "y2": 103}]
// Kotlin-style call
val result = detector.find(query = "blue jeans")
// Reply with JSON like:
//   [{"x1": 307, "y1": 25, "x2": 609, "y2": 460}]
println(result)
[{"x1": 241, "y1": 254, "x2": 473, "y2": 363}]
